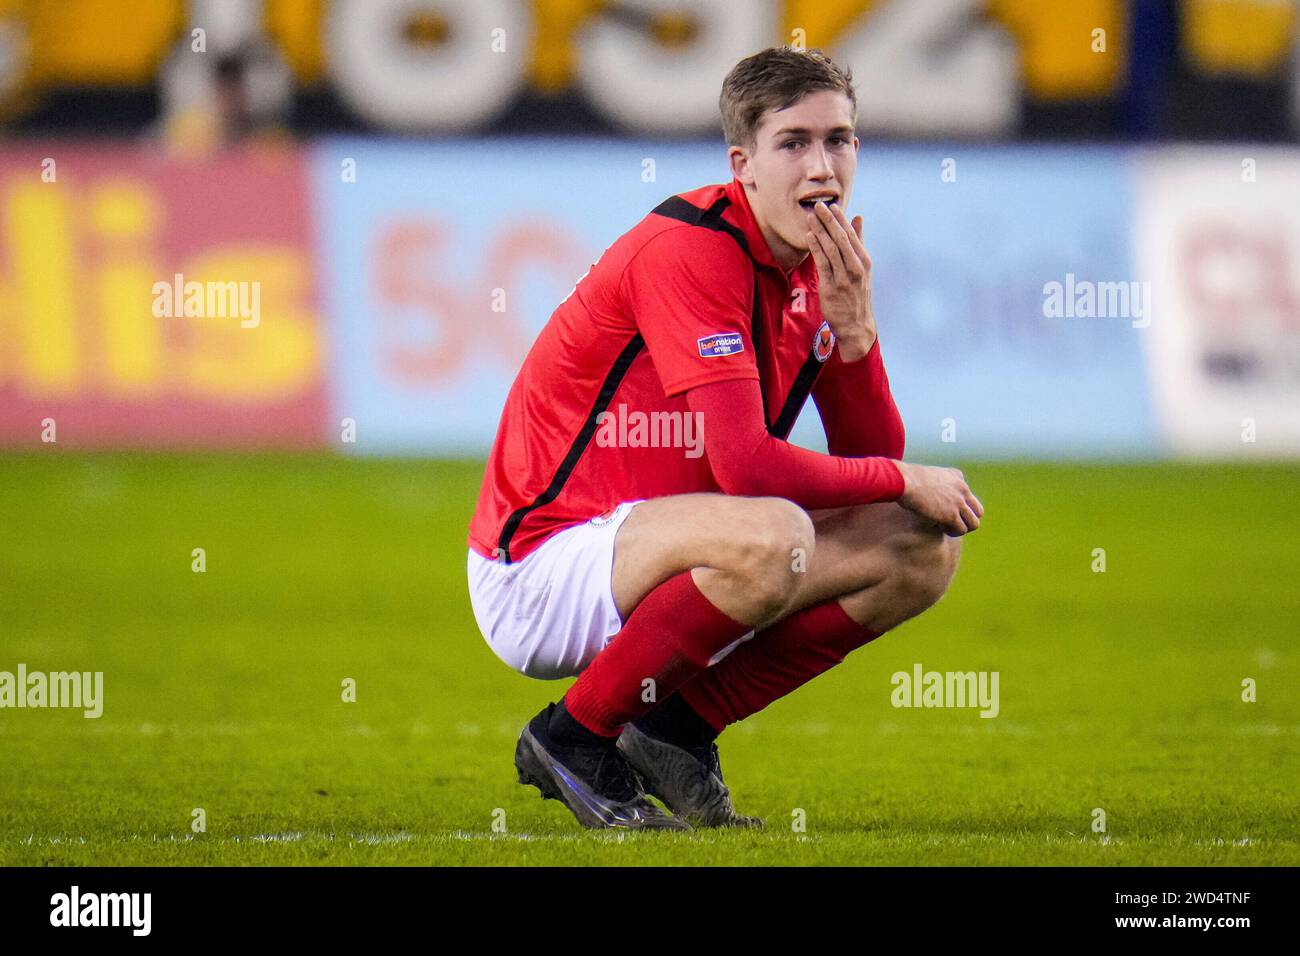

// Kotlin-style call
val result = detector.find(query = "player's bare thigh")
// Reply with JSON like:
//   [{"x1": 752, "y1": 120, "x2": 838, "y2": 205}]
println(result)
[
  {"x1": 610, "y1": 493, "x2": 813, "y2": 625},
  {"x1": 611, "y1": 493, "x2": 959, "y2": 626},
  {"x1": 792, "y1": 501, "x2": 961, "y2": 624}
]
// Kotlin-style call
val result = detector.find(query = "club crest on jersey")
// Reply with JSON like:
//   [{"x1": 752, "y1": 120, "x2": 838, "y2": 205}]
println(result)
[
  {"x1": 697, "y1": 332, "x2": 745, "y2": 358},
  {"x1": 812, "y1": 320, "x2": 836, "y2": 363}
]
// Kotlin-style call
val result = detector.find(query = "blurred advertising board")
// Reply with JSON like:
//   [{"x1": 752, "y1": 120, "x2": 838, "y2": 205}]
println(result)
[
  {"x1": 1136, "y1": 148, "x2": 1300, "y2": 457},
  {"x1": 0, "y1": 145, "x2": 327, "y2": 449},
  {"x1": 312, "y1": 140, "x2": 1159, "y2": 459},
  {"x1": 6, "y1": 139, "x2": 1292, "y2": 460}
]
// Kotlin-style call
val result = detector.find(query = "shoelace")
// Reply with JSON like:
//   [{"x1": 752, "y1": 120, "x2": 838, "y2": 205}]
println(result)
[{"x1": 686, "y1": 742, "x2": 723, "y2": 781}]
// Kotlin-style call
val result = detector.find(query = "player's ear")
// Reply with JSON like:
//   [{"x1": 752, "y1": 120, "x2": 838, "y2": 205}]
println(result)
[{"x1": 728, "y1": 145, "x2": 754, "y2": 185}]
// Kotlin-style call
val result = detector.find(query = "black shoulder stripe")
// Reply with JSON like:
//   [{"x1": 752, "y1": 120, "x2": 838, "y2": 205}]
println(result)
[
  {"x1": 495, "y1": 333, "x2": 645, "y2": 564},
  {"x1": 651, "y1": 195, "x2": 750, "y2": 255}
]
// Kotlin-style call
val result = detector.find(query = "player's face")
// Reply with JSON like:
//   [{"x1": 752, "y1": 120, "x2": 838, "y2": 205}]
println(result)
[{"x1": 729, "y1": 89, "x2": 859, "y2": 272}]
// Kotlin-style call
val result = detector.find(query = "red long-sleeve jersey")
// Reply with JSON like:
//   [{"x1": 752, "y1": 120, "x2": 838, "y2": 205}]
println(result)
[{"x1": 468, "y1": 177, "x2": 905, "y2": 564}]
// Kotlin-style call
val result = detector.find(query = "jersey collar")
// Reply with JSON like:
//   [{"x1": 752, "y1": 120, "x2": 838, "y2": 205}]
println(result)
[{"x1": 725, "y1": 177, "x2": 817, "y2": 286}]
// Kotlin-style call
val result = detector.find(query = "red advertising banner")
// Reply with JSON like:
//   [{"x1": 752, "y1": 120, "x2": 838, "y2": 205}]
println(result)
[{"x1": 0, "y1": 144, "x2": 327, "y2": 449}]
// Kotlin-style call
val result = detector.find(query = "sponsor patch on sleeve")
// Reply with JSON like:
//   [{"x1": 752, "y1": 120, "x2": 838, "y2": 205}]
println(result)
[{"x1": 697, "y1": 331, "x2": 745, "y2": 358}]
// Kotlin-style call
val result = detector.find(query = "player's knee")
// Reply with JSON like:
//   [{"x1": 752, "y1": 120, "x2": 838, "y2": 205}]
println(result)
[
  {"x1": 733, "y1": 498, "x2": 814, "y2": 616},
  {"x1": 893, "y1": 527, "x2": 961, "y2": 614}
]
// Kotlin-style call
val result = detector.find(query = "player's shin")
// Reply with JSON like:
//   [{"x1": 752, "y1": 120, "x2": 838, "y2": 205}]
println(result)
[
  {"x1": 561, "y1": 570, "x2": 754, "y2": 739},
  {"x1": 679, "y1": 598, "x2": 881, "y2": 730}
]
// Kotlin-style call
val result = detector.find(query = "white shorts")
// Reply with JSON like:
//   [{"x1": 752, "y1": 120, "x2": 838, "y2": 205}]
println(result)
[{"x1": 467, "y1": 501, "x2": 646, "y2": 680}]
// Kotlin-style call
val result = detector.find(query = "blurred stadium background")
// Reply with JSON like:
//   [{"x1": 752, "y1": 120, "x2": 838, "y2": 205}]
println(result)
[{"x1": 0, "y1": 0, "x2": 1297, "y2": 865}]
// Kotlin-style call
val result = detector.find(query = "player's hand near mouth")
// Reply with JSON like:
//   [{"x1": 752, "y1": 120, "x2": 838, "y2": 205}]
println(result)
[{"x1": 806, "y1": 199, "x2": 876, "y2": 362}]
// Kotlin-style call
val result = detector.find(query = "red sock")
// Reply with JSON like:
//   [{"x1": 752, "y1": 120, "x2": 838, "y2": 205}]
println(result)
[
  {"x1": 564, "y1": 570, "x2": 753, "y2": 736},
  {"x1": 679, "y1": 599, "x2": 881, "y2": 731}
]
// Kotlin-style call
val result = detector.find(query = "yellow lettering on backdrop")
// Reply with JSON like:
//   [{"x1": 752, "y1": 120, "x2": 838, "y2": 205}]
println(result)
[
  {"x1": 183, "y1": 250, "x2": 317, "y2": 402},
  {"x1": 92, "y1": 182, "x2": 164, "y2": 395},
  {"x1": 5, "y1": 180, "x2": 78, "y2": 396}
]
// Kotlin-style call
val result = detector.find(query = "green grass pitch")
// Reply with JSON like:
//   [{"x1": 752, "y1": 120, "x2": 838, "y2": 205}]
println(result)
[{"x1": 0, "y1": 453, "x2": 1296, "y2": 866}]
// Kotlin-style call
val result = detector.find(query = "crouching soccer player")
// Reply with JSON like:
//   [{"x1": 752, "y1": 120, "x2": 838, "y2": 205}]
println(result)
[{"x1": 466, "y1": 46, "x2": 983, "y2": 830}]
